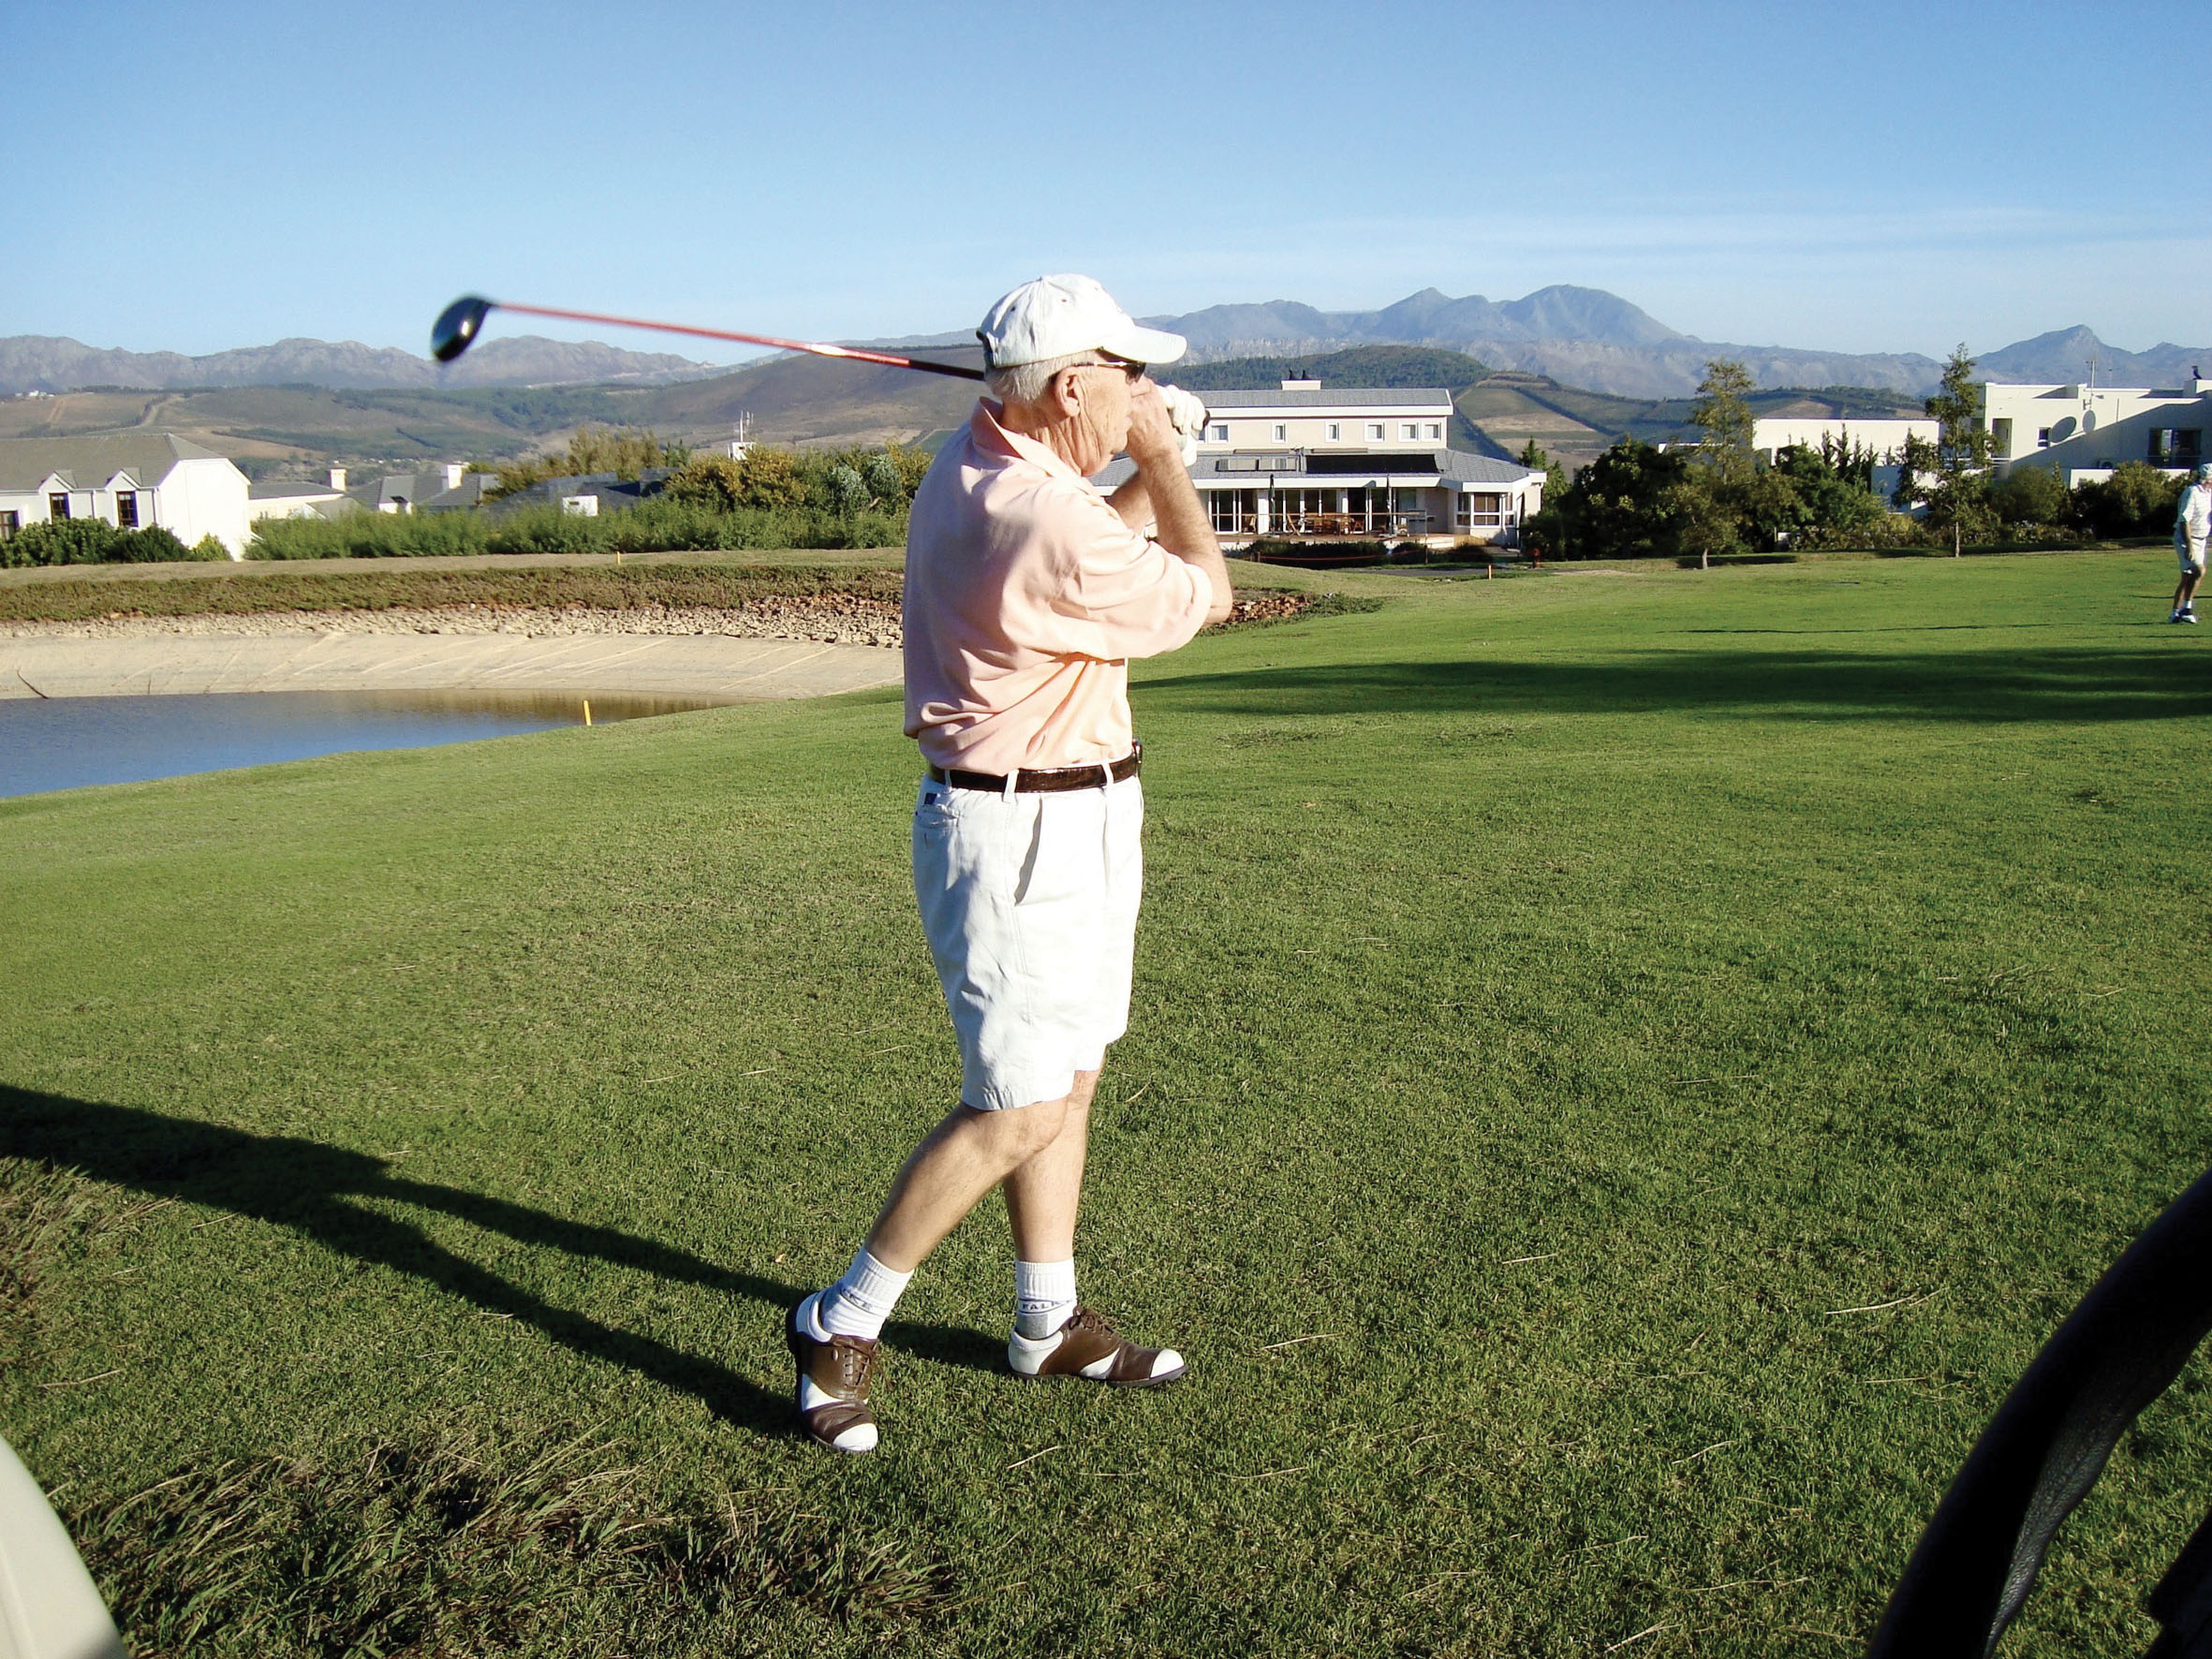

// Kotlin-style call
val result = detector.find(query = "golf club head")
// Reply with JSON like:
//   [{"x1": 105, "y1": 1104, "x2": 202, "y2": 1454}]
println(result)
[{"x1": 430, "y1": 295, "x2": 494, "y2": 363}]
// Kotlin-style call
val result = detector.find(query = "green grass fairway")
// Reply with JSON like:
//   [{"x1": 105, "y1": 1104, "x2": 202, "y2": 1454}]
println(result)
[{"x1": 5, "y1": 551, "x2": 2210, "y2": 1655}]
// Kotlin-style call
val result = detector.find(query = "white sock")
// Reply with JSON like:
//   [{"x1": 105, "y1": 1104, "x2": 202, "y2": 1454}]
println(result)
[
  {"x1": 1014, "y1": 1258, "x2": 1078, "y2": 1339},
  {"x1": 815, "y1": 1249, "x2": 911, "y2": 1343}
]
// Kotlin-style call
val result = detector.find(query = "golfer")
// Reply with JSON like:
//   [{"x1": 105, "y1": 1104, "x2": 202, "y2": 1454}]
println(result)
[
  {"x1": 786, "y1": 275, "x2": 1232, "y2": 1453},
  {"x1": 2173, "y1": 462, "x2": 2211, "y2": 624}
]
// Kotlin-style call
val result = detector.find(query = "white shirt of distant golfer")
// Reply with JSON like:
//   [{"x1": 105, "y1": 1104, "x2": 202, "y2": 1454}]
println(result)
[{"x1": 2178, "y1": 482, "x2": 2212, "y2": 568}]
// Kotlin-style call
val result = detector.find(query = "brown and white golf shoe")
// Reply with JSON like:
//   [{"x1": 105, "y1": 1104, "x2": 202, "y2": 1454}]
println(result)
[
  {"x1": 786, "y1": 1297, "x2": 881, "y2": 1454},
  {"x1": 1007, "y1": 1304, "x2": 1187, "y2": 1387}
]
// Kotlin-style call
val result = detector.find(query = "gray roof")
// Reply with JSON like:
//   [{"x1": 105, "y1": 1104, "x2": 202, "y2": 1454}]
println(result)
[
  {"x1": 344, "y1": 471, "x2": 501, "y2": 512},
  {"x1": 1092, "y1": 447, "x2": 1537, "y2": 491},
  {"x1": 1196, "y1": 387, "x2": 1453, "y2": 409},
  {"x1": 1438, "y1": 450, "x2": 1541, "y2": 486},
  {"x1": 0, "y1": 433, "x2": 229, "y2": 492},
  {"x1": 250, "y1": 479, "x2": 346, "y2": 501}
]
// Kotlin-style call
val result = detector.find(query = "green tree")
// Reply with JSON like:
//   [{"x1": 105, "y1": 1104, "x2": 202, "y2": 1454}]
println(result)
[
  {"x1": 1549, "y1": 438, "x2": 1691, "y2": 560},
  {"x1": 492, "y1": 426, "x2": 688, "y2": 498},
  {"x1": 824, "y1": 464, "x2": 869, "y2": 516},
  {"x1": 1674, "y1": 358, "x2": 1762, "y2": 562},
  {"x1": 1772, "y1": 444, "x2": 1886, "y2": 548},
  {"x1": 1900, "y1": 346, "x2": 1995, "y2": 556},
  {"x1": 1988, "y1": 464, "x2": 2070, "y2": 529},
  {"x1": 1517, "y1": 437, "x2": 1568, "y2": 507},
  {"x1": 2072, "y1": 461, "x2": 2184, "y2": 539},
  {"x1": 1687, "y1": 359, "x2": 1756, "y2": 484}
]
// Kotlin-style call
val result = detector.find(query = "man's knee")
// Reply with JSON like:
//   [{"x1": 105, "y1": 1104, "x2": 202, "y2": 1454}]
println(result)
[{"x1": 966, "y1": 1094, "x2": 1071, "y2": 1163}]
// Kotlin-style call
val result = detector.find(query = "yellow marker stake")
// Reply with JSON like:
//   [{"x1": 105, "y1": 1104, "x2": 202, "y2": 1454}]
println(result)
[{"x1": 582, "y1": 699, "x2": 592, "y2": 727}]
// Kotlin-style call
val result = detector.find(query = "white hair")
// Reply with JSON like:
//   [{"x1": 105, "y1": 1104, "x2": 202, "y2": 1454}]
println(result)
[{"x1": 985, "y1": 350, "x2": 1094, "y2": 406}]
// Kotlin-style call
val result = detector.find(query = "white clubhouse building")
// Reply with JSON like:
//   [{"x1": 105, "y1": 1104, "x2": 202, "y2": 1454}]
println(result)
[
  {"x1": 0, "y1": 433, "x2": 251, "y2": 557},
  {"x1": 1981, "y1": 376, "x2": 2212, "y2": 484},
  {"x1": 1102, "y1": 380, "x2": 1545, "y2": 548},
  {"x1": 1749, "y1": 376, "x2": 2212, "y2": 492}
]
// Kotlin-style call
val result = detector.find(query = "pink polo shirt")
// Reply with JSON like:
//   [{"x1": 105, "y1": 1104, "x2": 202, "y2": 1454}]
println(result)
[{"x1": 903, "y1": 401, "x2": 1213, "y2": 774}]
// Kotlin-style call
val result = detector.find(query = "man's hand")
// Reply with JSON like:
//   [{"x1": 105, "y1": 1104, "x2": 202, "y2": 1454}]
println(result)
[
  {"x1": 1124, "y1": 378, "x2": 1183, "y2": 471},
  {"x1": 1115, "y1": 376, "x2": 1231, "y2": 625}
]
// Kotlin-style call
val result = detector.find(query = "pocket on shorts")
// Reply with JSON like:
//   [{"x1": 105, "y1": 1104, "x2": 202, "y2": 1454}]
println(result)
[{"x1": 914, "y1": 784, "x2": 958, "y2": 848}]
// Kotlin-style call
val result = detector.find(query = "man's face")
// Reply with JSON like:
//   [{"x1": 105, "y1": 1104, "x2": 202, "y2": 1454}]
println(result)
[{"x1": 1062, "y1": 357, "x2": 1143, "y2": 468}]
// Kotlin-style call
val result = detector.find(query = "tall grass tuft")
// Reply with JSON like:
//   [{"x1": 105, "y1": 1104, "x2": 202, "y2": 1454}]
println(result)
[
  {"x1": 0, "y1": 1160, "x2": 99, "y2": 1358},
  {"x1": 71, "y1": 1431, "x2": 956, "y2": 1655}
]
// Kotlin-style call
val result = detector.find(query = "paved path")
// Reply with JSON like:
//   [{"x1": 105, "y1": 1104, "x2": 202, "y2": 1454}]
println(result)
[{"x1": 0, "y1": 633, "x2": 900, "y2": 702}]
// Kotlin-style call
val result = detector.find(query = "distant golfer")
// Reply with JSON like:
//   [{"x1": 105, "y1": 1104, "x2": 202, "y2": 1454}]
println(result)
[
  {"x1": 786, "y1": 276, "x2": 1232, "y2": 1452},
  {"x1": 2174, "y1": 462, "x2": 2211, "y2": 624}
]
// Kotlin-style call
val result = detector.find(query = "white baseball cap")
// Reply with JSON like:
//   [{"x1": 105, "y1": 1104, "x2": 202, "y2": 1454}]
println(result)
[{"x1": 976, "y1": 274, "x2": 1187, "y2": 370}]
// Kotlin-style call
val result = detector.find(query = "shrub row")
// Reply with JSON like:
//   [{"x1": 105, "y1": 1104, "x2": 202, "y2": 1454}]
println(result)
[
  {"x1": 0, "y1": 563, "x2": 904, "y2": 625},
  {"x1": 1, "y1": 519, "x2": 229, "y2": 568},
  {"x1": 248, "y1": 498, "x2": 906, "y2": 560}
]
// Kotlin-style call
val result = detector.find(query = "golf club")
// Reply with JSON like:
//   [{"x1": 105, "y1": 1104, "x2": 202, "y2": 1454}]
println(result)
[{"x1": 430, "y1": 295, "x2": 986, "y2": 380}]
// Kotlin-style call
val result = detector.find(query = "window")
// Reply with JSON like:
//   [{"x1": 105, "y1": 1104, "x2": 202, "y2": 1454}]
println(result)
[
  {"x1": 1207, "y1": 490, "x2": 1258, "y2": 534},
  {"x1": 1206, "y1": 422, "x2": 1228, "y2": 442},
  {"x1": 115, "y1": 491, "x2": 139, "y2": 528},
  {"x1": 2037, "y1": 427, "x2": 2052, "y2": 448},
  {"x1": 1272, "y1": 423, "x2": 1287, "y2": 442},
  {"x1": 48, "y1": 492, "x2": 69, "y2": 520},
  {"x1": 2150, "y1": 428, "x2": 2205, "y2": 465},
  {"x1": 1456, "y1": 492, "x2": 1504, "y2": 531},
  {"x1": 1326, "y1": 422, "x2": 1341, "y2": 440},
  {"x1": 0, "y1": 510, "x2": 18, "y2": 539},
  {"x1": 1425, "y1": 423, "x2": 1443, "y2": 441},
  {"x1": 1401, "y1": 423, "x2": 1419, "y2": 440},
  {"x1": 1367, "y1": 422, "x2": 1385, "y2": 440}
]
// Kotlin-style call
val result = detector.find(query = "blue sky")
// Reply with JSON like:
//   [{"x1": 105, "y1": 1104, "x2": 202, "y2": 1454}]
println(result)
[{"x1": 9, "y1": 0, "x2": 2205, "y2": 362}]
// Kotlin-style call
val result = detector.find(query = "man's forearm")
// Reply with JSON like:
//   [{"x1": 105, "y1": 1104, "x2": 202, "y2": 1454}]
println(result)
[{"x1": 1128, "y1": 449, "x2": 1232, "y2": 622}]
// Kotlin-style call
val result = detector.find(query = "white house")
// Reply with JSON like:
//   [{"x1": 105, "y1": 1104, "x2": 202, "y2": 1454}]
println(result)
[
  {"x1": 347, "y1": 464, "x2": 496, "y2": 515},
  {"x1": 1751, "y1": 417, "x2": 1937, "y2": 467},
  {"x1": 0, "y1": 433, "x2": 251, "y2": 557},
  {"x1": 1982, "y1": 378, "x2": 2212, "y2": 484},
  {"x1": 248, "y1": 466, "x2": 352, "y2": 522},
  {"x1": 249, "y1": 463, "x2": 498, "y2": 524},
  {"x1": 1101, "y1": 381, "x2": 1543, "y2": 547}
]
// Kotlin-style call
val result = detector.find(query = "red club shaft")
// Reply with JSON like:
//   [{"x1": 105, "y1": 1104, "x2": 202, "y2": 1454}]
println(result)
[{"x1": 489, "y1": 301, "x2": 985, "y2": 381}]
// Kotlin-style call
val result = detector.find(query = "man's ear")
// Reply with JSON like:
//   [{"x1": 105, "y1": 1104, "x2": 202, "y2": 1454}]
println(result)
[{"x1": 1051, "y1": 369, "x2": 1085, "y2": 419}]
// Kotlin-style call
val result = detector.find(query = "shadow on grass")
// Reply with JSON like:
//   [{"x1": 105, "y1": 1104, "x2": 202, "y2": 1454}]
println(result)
[
  {"x1": 0, "y1": 1084, "x2": 997, "y2": 1439},
  {"x1": 1145, "y1": 644, "x2": 2212, "y2": 724}
]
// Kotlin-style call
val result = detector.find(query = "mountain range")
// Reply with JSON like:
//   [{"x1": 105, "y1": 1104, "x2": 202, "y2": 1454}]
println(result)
[
  {"x1": 5, "y1": 286, "x2": 2206, "y2": 405},
  {"x1": 1138, "y1": 288, "x2": 2212, "y2": 399},
  {"x1": 0, "y1": 333, "x2": 726, "y2": 396}
]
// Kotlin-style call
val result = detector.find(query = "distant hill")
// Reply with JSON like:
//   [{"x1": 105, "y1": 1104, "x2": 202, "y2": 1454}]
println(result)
[
  {"x1": 1133, "y1": 286, "x2": 2212, "y2": 400},
  {"x1": 6, "y1": 284, "x2": 2204, "y2": 477},
  {"x1": 1974, "y1": 326, "x2": 2208, "y2": 389},
  {"x1": 1454, "y1": 374, "x2": 1928, "y2": 473},
  {"x1": 11, "y1": 286, "x2": 2206, "y2": 406},
  {"x1": 1154, "y1": 285, "x2": 1683, "y2": 360},
  {"x1": 1170, "y1": 345, "x2": 1492, "y2": 393},
  {"x1": 0, "y1": 333, "x2": 728, "y2": 396}
]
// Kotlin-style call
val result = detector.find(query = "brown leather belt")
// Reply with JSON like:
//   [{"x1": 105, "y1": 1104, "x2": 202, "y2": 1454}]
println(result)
[{"x1": 928, "y1": 744, "x2": 1142, "y2": 794}]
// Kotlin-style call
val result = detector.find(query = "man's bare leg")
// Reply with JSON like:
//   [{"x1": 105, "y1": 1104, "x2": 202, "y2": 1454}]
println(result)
[
  {"x1": 998, "y1": 1065, "x2": 1184, "y2": 1383},
  {"x1": 864, "y1": 1091, "x2": 1075, "y2": 1272},
  {"x1": 1003, "y1": 1069, "x2": 1098, "y2": 1263}
]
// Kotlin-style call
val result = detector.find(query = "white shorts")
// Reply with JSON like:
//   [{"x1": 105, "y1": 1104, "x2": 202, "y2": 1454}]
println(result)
[
  {"x1": 912, "y1": 770, "x2": 1143, "y2": 1111},
  {"x1": 2179, "y1": 536, "x2": 2205, "y2": 576}
]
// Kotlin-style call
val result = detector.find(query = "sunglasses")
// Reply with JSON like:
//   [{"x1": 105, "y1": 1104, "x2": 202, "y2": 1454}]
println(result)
[{"x1": 1075, "y1": 358, "x2": 1144, "y2": 383}]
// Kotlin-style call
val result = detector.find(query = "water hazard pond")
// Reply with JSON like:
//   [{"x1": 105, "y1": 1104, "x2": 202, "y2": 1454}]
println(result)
[{"x1": 0, "y1": 691, "x2": 726, "y2": 799}]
